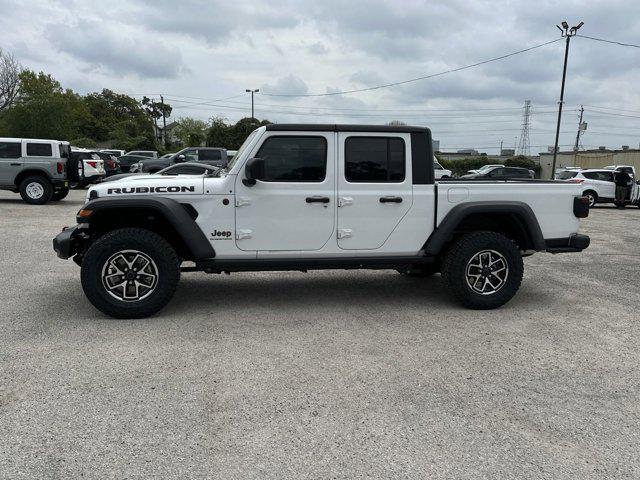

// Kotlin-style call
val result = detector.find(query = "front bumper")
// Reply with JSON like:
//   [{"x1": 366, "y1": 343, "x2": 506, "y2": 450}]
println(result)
[
  {"x1": 545, "y1": 233, "x2": 591, "y2": 253},
  {"x1": 53, "y1": 226, "x2": 78, "y2": 259}
]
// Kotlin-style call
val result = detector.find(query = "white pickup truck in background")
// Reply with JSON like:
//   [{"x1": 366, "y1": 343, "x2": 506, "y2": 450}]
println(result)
[{"x1": 54, "y1": 124, "x2": 590, "y2": 318}]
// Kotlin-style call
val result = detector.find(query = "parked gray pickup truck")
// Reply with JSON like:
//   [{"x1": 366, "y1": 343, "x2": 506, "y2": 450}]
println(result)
[
  {"x1": 0, "y1": 137, "x2": 74, "y2": 204},
  {"x1": 130, "y1": 147, "x2": 228, "y2": 173}
]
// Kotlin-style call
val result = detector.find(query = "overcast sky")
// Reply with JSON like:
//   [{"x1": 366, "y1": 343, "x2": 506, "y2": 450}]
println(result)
[{"x1": 1, "y1": 0, "x2": 639, "y2": 153}]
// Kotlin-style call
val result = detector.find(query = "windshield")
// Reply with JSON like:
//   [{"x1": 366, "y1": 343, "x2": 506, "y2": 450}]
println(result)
[
  {"x1": 225, "y1": 129, "x2": 260, "y2": 172},
  {"x1": 556, "y1": 170, "x2": 579, "y2": 180}
]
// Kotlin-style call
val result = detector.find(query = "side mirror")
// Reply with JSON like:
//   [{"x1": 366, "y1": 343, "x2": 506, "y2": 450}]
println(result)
[
  {"x1": 243, "y1": 157, "x2": 264, "y2": 186},
  {"x1": 176, "y1": 154, "x2": 186, "y2": 163}
]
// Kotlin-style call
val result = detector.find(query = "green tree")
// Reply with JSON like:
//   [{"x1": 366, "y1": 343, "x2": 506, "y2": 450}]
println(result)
[
  {"x1": 1, "y1": 70, "x2": 90, "y2": 139},
  {"x1": 205, "y1": 116, "x2": 271, "y2": 149},
  {"x1": 174, "y1": 117, "x2": 208, "y2": 146},
  {"x1": 83, "y1": 89, "x2": 156, "y2": 149}
]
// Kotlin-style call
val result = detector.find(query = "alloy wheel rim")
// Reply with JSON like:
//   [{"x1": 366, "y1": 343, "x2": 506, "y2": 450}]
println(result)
[
  {"x1": 101, "y1": 250, "x2": 159, "y2": 302},
  {"x1": 26, "y1": 182, "x2": 44, "y2": 199},
  {"x1": 588, "y1": 194, "x2": 595, "y2": 207},
  {"x1": 465, "y1": 249, "x2": 509, "y2": 295}
]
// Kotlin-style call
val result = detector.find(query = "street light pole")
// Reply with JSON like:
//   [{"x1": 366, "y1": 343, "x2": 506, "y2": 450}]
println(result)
[
  {"x1": 551, "y1": 20, "x2": 583, "y2": 178},
  {"x1": 246, "y1": 89, "x2": 259, "y2": 121}
]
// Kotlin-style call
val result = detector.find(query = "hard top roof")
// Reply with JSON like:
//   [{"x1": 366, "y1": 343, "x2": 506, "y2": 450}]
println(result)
[{"x1": 265, "y1": 124, "x2": 430, "y2": 134}]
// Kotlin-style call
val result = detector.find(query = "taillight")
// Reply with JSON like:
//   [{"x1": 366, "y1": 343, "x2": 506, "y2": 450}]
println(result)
[
  {"x1": 87, "y1": 161, "x2": 97, "y2": 168},
  {"x1": 567, "y1": 178, "x2": 584, "y2": 183},
  {"x1": 57, "y1": 162, "x2": 64, "y2": 174}
]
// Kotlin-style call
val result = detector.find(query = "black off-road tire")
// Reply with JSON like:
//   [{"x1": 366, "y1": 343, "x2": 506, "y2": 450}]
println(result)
[
  {"x1": 398, "y1": 264, "x2": 439, "y2": 277},
  {"x1": 19, "y1": 176, "x2": 53, "y2": 204},
  {"x1": 51, "y1": 188, "x2": 70, "y2": 201},
  {"x1": 441, "y1": 231, "x2": 523, "y2": 310},
  {"x1": 81, "y1": 228, "x2": 181, "y2": 319}
]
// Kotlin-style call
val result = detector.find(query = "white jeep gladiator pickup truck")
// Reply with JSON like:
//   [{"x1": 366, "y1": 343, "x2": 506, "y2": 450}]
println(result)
[{"x1": 53, "y1": 124, "x2": 590, "y2": 319}]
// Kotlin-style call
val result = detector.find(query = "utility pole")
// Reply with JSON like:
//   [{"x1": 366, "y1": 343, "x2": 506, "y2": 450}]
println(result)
[
  {"x1": 500, "y1": 140, "x2": 503, "y2": 155},
  {"x1": 574, "y1": 105, "x2": 585, "y2": 151},
  {"x1": 160, "y1": 95, "x2": 168, "y2": 148},
  {"x1": 551, "y1": 20, "x2": 584, "y2": 178},
  {"x1": 246, "y1": 89, "x2": 259, "y2": 122}
]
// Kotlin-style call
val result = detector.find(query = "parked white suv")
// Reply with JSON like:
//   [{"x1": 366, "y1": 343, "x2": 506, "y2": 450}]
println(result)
[{"x1": 561, "y1": 169, "x2": 618, "y2": 207}]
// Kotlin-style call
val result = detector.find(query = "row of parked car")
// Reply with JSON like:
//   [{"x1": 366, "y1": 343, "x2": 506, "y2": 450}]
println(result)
[
  {"x1": 0, "y1": 137, "x2": 236, "y2": 204},
  {"x1": 555, "y1": 165, "x2": 640, "y2": 208}
]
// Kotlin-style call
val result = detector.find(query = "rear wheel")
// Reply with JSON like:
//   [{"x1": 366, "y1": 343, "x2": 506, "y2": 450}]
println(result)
[
  {"x1": 51, "y1": 188, "x2": 69, "y2": 201},
  {"x1": 584, "y1": 190, "x2": 597, "y2": 208},
  {"x1": 81, "y1": 228, "x2": 180, "y2": 319},
  {"x1": 441, "y1": 231, "x2": 523, "y2": 310},
  {"x1": 19, "y1": 176, "x2": 53, "y2": 204}
]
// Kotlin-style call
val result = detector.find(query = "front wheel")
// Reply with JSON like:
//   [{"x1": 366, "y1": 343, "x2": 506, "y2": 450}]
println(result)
[
  {"x1": 441, "y1": 231, "x2": 523, "y2": 310},
  {"x1": 81, "y1": 228, "x2": 180, "y2": 319}
]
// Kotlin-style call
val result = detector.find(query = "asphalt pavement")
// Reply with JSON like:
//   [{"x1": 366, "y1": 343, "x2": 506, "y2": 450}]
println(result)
[{"x1": 1, "y1": 189, "x2": 639, "y2": 479}]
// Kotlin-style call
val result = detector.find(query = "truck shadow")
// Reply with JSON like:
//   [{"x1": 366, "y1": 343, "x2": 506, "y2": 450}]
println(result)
[{"x1": 164, "y1": 271, "x2": 547, "y2": 316}]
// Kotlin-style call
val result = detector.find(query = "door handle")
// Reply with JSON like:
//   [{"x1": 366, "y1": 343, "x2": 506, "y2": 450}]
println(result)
[
  {"x1": 379, "y1": 196, "x2": 403, "y2": 203},
  {"x1": 306, "y1": 196, "x2": 330, "y2": 203}
]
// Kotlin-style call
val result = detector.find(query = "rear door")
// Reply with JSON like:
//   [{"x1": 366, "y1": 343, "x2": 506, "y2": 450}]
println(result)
[
  {"x1": 0, "y1": 140, "x2": 23, "y2": 185},
  {"x1": 336, "y1": 132, "x2": 413, "y2": 250}
]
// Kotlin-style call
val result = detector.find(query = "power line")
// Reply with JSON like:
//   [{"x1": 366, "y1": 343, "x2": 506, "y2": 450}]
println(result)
[
  {"x1": 261, "y1": 38, "x2": 563, "y2": 97},
  {"x1": 577, "y1": 34, "x2": 640, "y2": 48}
]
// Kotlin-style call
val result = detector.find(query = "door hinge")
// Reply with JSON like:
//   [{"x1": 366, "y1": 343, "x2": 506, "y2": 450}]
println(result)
[
  {"x1": 236, "y1": 229, "x2": 253, "y2": 240},
  {"x1": 338, "y1": 196, "x2": 353, "y2": 207},
  {"x1": 337, "y1": 229, "x2": 353, "y2": 239},
  {"x1": 235, "y1": 197, "x2": 251, "y2": 207}
]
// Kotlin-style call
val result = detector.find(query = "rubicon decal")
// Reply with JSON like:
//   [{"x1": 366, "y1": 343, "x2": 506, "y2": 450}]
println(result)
[
  {"x1": 211, "y1": 229, "x2": 232, "y2": 240},
  {"x1": 106, "y1": 186, "x2": 196, "y2": 194}
]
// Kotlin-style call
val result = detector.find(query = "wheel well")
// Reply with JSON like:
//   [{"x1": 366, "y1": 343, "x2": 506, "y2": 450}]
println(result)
[
  {"x1": 450, "y1": 212, "x2": 537, "y2": 250},
  {"x1": 14, "y1": 170, "x2": 52, "y2": 187},
  {"x1": 86, "y1": 208, "x2": 195, "y2": 260}
]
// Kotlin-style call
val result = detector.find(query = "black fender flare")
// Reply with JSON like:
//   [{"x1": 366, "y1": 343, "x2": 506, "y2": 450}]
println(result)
[
  {"x1": 423, "y1": 201, "x2": 546, "y2": 255},
  {"x1": 78, "y1": 196, "x2": 215, "y2": 260}
]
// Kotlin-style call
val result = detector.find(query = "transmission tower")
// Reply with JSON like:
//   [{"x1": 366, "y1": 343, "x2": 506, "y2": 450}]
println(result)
[{"x1": 517, "y1": 100, "x2": 531, "y2": 156}]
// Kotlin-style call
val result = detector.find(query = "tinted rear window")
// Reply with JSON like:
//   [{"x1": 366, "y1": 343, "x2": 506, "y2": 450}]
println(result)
[
  {"x1": 557, "y1": 171, "x2": 578, "y2": 180},
  {"x1": 26, "y1": 143, "x2": 53, "y2": 156},
  {"x1": 198, "y1": 149, "x2": 222, "y2": 161},
  {"x1": 345, "y1": 137, "x2": 405, "y2": 183},
  {"x1": 0, "y1": 142, "x2": 21, "y2": 158}
]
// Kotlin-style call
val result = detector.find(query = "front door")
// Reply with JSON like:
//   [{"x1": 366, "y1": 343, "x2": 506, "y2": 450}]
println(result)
[
  {"x1": 337, "y1": 132, "x2": 413, "y2": 250},
  {"x1": 234, "y1": 133, "x2": 335, "y2": 252}
]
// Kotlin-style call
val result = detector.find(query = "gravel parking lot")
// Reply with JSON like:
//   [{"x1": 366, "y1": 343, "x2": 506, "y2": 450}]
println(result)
[{"x1": 1, "y1": 189, "x2": 639, "y2": 479}]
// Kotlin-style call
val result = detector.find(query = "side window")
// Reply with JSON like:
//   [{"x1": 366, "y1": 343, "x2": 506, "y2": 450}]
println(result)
[
  {"x1": 507, "y1": 168, "x2": 527, "y2": 177},
  {"x1": 601, "y1": 172, "x2": 614, "y2": 182},
  {"x1": 256, "y1": 136, "x2": 327, "y2": 182},
  {"x1": 488, "y1": 168, "x2": 504, "y2": 177},
  {"x1": 184, "y1": 149, "x2": 199, "y2": 162},
  {"x1": 168, "y1": 165, "x2": 206, "y2": 175},
  {"x1": 345, "y1": 137, "x2": 405, "y2": 183},
  {"x1": 582, "y1": 172, "x2": 597, "y2": 180},
  {"x1": 0, "y1": 142, "x2": 21, "y2": 158},
  {"x1": 26, "y1": 143, "x2": 53, "y2": 157},
  {"x1": 198, "y1": 149, "x2": 221, "y2": 161}
]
